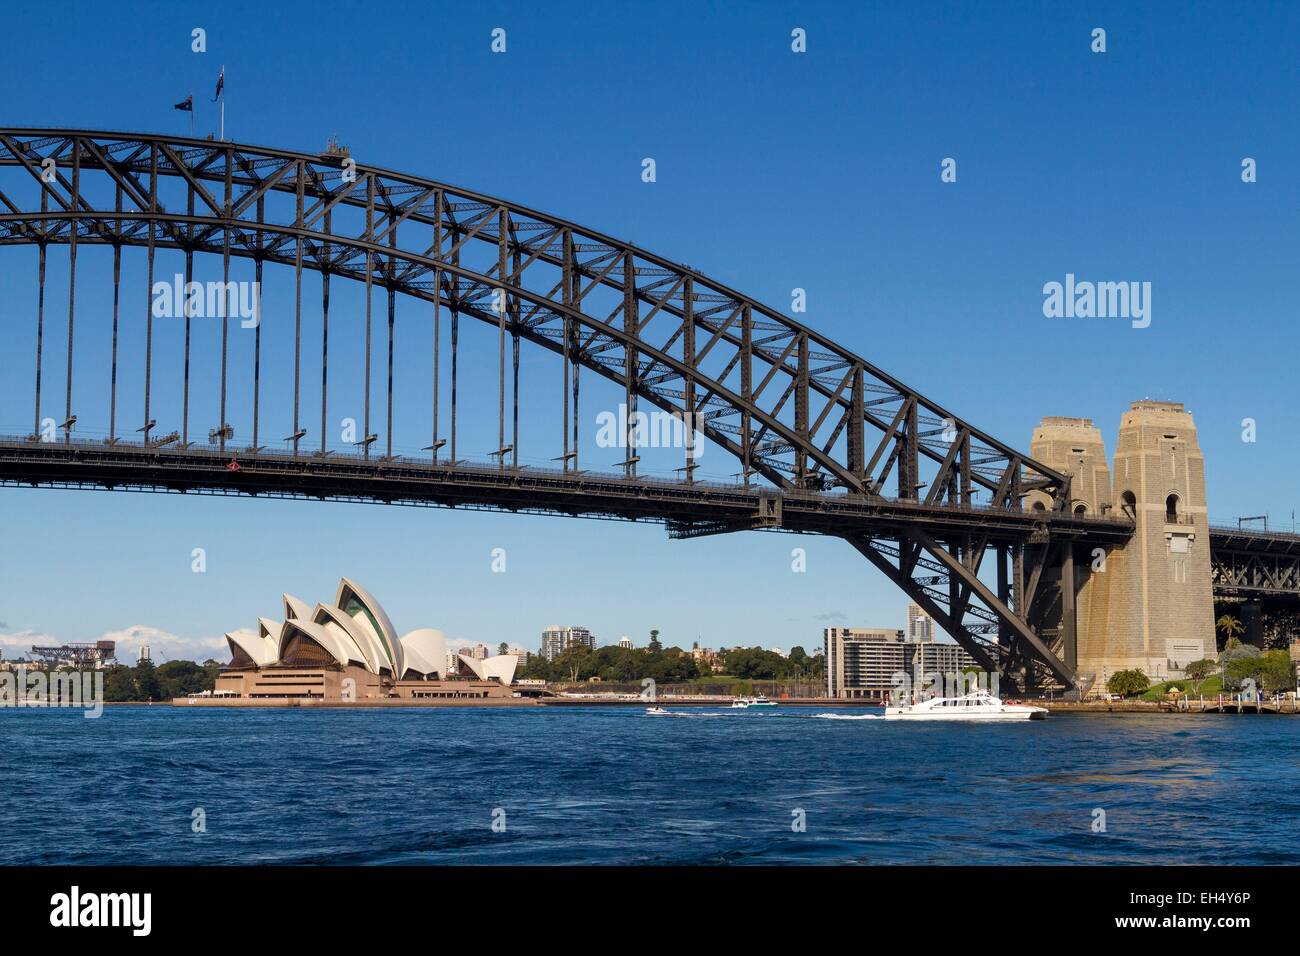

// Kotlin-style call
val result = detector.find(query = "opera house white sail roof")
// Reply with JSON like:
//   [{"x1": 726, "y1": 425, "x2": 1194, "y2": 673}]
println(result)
[{"x1": 224, "y1": 577, "x2": 517, "y2": 685}]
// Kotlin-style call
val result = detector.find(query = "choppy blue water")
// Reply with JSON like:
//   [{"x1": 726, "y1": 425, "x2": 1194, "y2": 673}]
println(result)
[{"x1": 1, "y1": 705, "x2": 1296, "y2": 865}]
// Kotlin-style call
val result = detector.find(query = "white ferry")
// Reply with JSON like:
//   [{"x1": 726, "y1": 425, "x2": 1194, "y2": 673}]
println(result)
[
  {"x1": 730, "y1": 695, "x2": 778, "y2": 709},
  {"x1": 883, "y1": 690, "x2": 1047, "y2": 721}
]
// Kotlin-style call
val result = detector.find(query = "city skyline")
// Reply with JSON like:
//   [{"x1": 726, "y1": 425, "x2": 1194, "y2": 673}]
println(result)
[{"x1": 0, "y1": 598, "x2": 934, "y2": 664}]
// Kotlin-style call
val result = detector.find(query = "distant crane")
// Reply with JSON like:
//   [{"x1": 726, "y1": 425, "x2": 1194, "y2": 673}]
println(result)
[{"x1": 29, "y1": 641, "x2": 116, "y2": 669}]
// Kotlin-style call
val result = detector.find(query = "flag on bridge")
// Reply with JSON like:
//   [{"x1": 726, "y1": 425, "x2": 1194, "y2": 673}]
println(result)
[
  {"x1": 212, "y1": 66, "x2": 226, "y2": 139},
  {"x1": 173, "y1": 94, "x2": 194, "y2": 135}
]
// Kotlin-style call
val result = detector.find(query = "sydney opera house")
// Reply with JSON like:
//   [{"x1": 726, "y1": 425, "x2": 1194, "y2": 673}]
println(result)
[{"x1": 216, "y1": 578, "x2": 520, "y2": 701}]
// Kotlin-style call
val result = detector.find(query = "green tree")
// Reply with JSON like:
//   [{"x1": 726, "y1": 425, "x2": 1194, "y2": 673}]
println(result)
[
  {"x1": 1218, "y1": 640, "x2": 1256, "y2": 693},
  {"x1": 648, "y1": 629, "x2": 662, "y2": 652},
  {"x1": 555, "y1": 642, "x2": 594, "y2": 683},
  {"x1": 1226, "y1": 649, "x2": 1295, "y2": 694},
  {"x1": 1184, "y1": 658, "x2": 1216, "y2": 682},
  {"x1": 102, "y1": 665, "x2": 137, "y2": 702},
  {"x1": 497, "y1": 642, "x2": 510, "y2": 657},
  {"x1": 134, "y1": 660, "x2": 163, "y2": 701},
  {"x1": 1106, "y1": 669, "x2": 1149, "y2": 698},
  {"x1": 721, "y1": 647, "x2": 790, "y2": 680},
  {"x1": 1217, "y1": 614, "x2": 1244, "y2": 644},
  {"x1": 157, "y1": 660, "x2": 213, "y2": 697},
  {"x1": 1256, "y1": 650, "x2": 1297, "y2": 693}
]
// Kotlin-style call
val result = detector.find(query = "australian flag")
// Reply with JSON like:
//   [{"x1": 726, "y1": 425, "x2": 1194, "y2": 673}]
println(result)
[
  {"x1": 212, "y1": 67, "x2": 224, "y2": 102},
  {"x1": 173, "y1": 94, "x2": 193, "y2": 112}
]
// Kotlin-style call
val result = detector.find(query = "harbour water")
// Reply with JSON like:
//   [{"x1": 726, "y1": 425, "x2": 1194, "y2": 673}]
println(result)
[{"x1": 2, "y1": 706, "x2": 1297, "y2": 865}]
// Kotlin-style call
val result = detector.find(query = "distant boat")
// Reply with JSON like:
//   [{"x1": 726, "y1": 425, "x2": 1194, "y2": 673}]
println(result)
[
  {"x1": 646, "y1": 706, "x2": 670, "y2": 716},
  {"x1": 883, "y1": 690, "x2": 1047, "y2": 721},
  {"x1": 730, "y1": 695, "x2": 777, "y2": 709}
]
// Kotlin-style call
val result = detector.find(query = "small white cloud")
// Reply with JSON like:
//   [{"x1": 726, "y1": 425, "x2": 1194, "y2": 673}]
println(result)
[
  {"x1": 0, "y1": 628, "x2": 59, "y2": 657},
  {"x1": 444, "y1": 636, "x2": 483, "y2": 651}
]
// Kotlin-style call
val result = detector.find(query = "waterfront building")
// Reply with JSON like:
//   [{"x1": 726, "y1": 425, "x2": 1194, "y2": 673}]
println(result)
[
  {"x1": 541, "y1": 625, "x2": 596, "y2": 661},
  {"x1": 823, "y1": 628, "x2": 981, "y2": 699},
  {"x1": 824, "y1": 628, "x2": 905, "y2": 699},
  {"x1": 690, "y1": 645, "x2": 722, "y2": 671},
  {"x1": 217, "y1": 578, "x2": 517, "y2": 701}
]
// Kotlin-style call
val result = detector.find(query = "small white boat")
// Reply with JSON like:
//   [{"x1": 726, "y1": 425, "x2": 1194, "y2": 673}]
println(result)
[
  {"x1": 883, "y1": 690, "x2": 1047, "y2": 721},
  {"x1": 730, "y1": 695, "x2": 777, "y2": 709},
  {"x1": 646, "y1": 706, "x2": 670, "y2": 716}
]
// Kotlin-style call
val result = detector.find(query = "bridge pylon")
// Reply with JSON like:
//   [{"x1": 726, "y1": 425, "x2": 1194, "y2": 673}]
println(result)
[{"x1": 1029, "y1": 402, "x2": 1217, "y2": 694}]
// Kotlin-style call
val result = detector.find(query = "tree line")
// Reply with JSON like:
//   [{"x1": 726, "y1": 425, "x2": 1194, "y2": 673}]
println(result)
[
  {"x1": 99, "y1": 660, "x2": 221, "y2": 701},
  {"x1": 518, "y1": 633, "x2": 823, "y2": 684}
]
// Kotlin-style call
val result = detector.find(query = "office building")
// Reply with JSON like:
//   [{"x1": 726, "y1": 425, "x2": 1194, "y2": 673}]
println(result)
[
  {"x1": 907, "y1": 603, "x2": 934, "y2": 642},
  {"x1": 823, "y1": 626, "x2": 981, "y2": 699},
  {"x1": 541, "y1": 625, "x2": 595, "y2": 661}
]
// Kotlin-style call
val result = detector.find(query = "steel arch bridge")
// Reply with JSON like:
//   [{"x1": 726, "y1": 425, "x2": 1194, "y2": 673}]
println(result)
[{"x1": 0, "y1": 128, "x2": 1136, "y2": 690}]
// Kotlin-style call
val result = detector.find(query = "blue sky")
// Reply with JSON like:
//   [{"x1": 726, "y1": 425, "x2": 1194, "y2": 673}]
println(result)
[{"x1": 2, "y1": 1, "x2": 1299, "y2": 662}]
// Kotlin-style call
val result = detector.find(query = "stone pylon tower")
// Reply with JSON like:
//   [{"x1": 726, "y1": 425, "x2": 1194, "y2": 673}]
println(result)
[
  {"x1": 1103, "y1": 401, "x2": 1216, "y2": 681},
  {"x1": 1030, "y1": 402, "x2": 1217, "y2": 690},
  {"x1": 1028, "y1": 417, "x2": 1113, "y2": 677}
]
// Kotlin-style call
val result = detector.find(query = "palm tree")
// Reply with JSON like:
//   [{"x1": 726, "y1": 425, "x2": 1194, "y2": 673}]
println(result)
[{"x1": 1217, "y1": 614, "x2": 1244, "y2": 644}]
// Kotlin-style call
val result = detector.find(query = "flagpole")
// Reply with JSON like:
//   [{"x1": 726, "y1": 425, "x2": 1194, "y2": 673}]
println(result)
[{"x1": 220, "y1": 65, "x2": 225, "y2": 140}]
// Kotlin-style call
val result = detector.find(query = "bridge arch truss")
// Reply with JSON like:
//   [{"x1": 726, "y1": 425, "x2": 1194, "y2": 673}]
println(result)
[{"x1": 0, "y1": 129, "x2": 1129, "y2": 690}]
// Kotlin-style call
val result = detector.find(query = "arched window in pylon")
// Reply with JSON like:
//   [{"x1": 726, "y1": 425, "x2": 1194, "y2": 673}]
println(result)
[
  {"x1": 1166, "y1": 493, "x2": 1180, "y2": 523},
  {"x1": 1121, "y1": 491, "x2": 1137, "y2": 520}
]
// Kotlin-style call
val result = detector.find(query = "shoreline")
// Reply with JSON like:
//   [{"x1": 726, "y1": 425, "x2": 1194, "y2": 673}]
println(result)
[
  {"x1": 1038, "y1": 699, "x2": 1300, "y2": 715},
  {"x1": 162, "y1": 695, "x2": 1300, "y2": 714}
]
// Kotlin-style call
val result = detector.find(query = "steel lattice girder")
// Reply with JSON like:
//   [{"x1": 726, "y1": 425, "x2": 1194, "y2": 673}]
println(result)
[{"x1": 1209, "y1": 527, "x2": 1300, "y2": 598}]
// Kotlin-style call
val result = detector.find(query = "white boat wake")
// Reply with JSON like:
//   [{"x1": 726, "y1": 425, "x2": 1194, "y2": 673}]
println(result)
[{"x1": 811, "y1": 713, "x2": 884, "y2": 720}]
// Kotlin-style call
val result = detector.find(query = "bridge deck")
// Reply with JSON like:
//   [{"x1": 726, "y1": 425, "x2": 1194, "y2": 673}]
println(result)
[{"x1": 0, "y1": 437, "x2": 1134, "y2": 545}]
